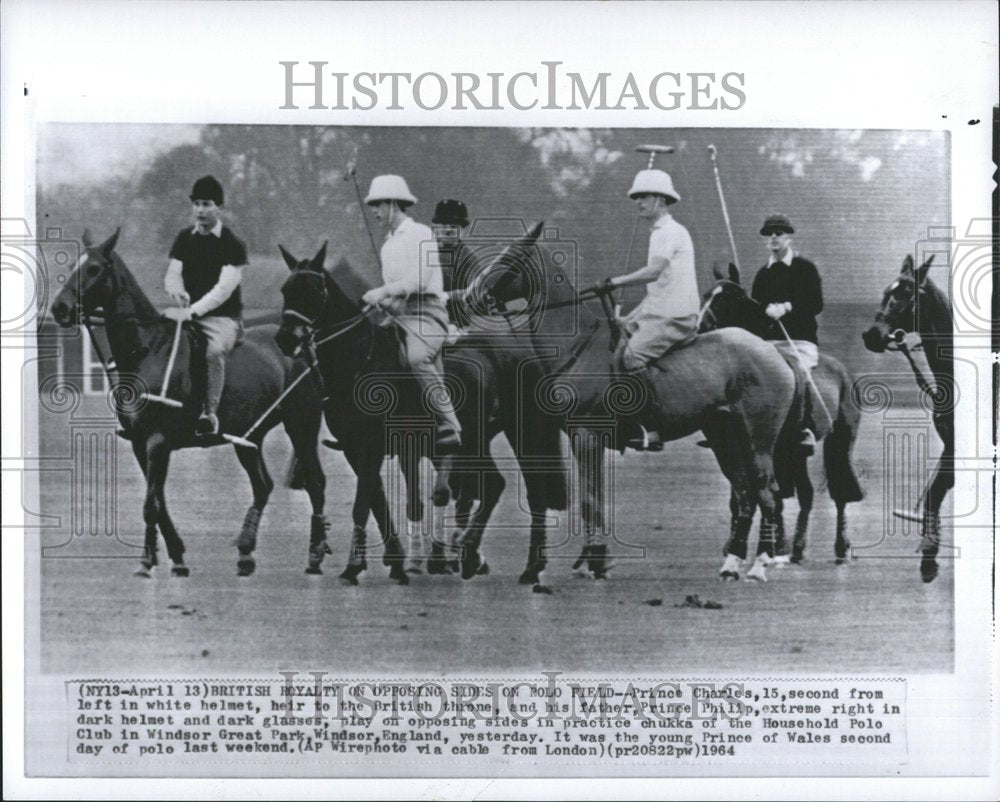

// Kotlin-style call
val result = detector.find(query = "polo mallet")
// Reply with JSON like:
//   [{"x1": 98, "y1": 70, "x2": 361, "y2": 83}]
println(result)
[
  {"x1": 344, "y1": 147, "x2": 383, "y2": 271},
  {"x1": 220, "y1": 362, "x2": 319, "y2": 450},
  {"x1": 708, "y1": 146, "x2": 832, "y2": 431},
  {"x1": 707, "y1": 144, "x2": 741, "y2": 271},
  {"x1": 141, "y1": 317, "x2": 185, "y2": 408}
]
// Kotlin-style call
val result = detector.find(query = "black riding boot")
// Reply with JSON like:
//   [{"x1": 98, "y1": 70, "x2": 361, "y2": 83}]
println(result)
[{"x1": 623, "y1": 368, "x2": 663, "y2": 452}]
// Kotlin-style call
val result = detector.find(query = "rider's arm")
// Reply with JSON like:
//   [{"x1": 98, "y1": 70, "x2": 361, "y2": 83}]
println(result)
[
  {"x1": 189, "y1": 265, "x2": 243, "y2": 318},
  {"x1": 788, "y1": 260, "x2": 823, "y2": 316},
  {"x1": 610, "y1": 254, "x2": 668, "y2": 290},
  {"x1": 164, "y1": 259, "x2": 186, "y2": 300}
]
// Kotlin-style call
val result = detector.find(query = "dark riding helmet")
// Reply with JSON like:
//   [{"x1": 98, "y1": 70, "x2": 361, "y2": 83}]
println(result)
[
  {"x1": 432, "y1": 199, "x2": 470, "y2": 228},
  {"x1": 760, "y1": 214, "x2": 794, "y2": 236},
  {"x1": 190, "y1": 175, "x2": 225, "y2": 206}
]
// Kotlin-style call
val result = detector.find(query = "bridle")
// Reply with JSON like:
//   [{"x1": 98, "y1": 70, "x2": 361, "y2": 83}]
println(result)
[{"x1": 876, "y1": 276, "x2": 922, "y2": 353}]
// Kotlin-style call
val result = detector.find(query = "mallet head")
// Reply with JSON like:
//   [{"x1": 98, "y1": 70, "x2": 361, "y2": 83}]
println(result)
[{"x1": 635, "y1": 144, "x2": 675, "y2": 168}]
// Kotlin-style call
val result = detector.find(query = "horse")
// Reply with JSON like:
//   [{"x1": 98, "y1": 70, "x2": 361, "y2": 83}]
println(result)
[
  {"x1": 489, "y1": 242, "x2": 798, "y2": 582},
  {"x1": 274, "y1": 235, "x2": 566, "y2": 585},
  {"x1": 862, "y1": 254, "x2": 953, "y2": 583},
  {"x1": 49, "y1": 229, "x2": 330, "y2": 577},
  {"x1": 698, "y1": 263, "x2": 863, "y2": 564}
]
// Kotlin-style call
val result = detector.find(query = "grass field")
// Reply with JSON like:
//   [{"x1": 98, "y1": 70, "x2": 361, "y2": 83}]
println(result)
[{"x1": 34, "y1": 302, "x2": 954, "y2": 675}]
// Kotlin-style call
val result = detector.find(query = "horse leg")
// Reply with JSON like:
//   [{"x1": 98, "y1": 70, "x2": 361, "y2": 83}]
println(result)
[
  {"x1": 771, "y1": 497, "x2": 789, "y2": 564},
  {"x1": 919, "y1": 444, "x2": 953, "y2": 583},
  {"x1": 233, "y1": 443, "x2": 274, "y2": 577},
  {"x1": 703, "y1": 419, "x2": 755, "y2": 580},
  {"x1": 132, "y1": 437, "x2": 166, "y2": 577},
  {"x1": 401, "y1": 446, "x2": 428, "y2": 575},
  {"x1": 572, "y1": 429, "x2": 610, "y2": 579},
  {"x1": 519, "y1": 509, "x2": 549, "y2": 586},
  {"x1": 459, "y1": 461, "x2": 505, "y2": 581},
  {"x1": 284, "y1": 414, "x2": 330, "y2": 575},
  {"x1": 792, "y1": 469, "x2": 814, "y2": 564},
  {"x1": 343, "y1": 446, "x2": 408, "y2": 585}
]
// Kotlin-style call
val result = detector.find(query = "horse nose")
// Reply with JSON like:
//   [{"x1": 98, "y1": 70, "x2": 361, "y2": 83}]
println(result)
[{"x1": 51, "y1": 300, "x2": 70, "y2": 326}]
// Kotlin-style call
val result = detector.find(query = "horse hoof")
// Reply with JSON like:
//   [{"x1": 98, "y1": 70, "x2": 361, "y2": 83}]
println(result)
[
  {"x1": 518, "y1": 571, "x2": 538, "y2": 585},
  {"x1": 427, "y1": 557, "x2": 448, "y2": 575},
  {"x1": 719, "y1": 554, "x2": 742, "y2": 581},
  {"x1": 389, "y1": 565, "x2": 410, "y2": 585},
  {"x1": 134, "y1": 567, "x2": 152, "y2": 578},
  {"x1": 920, "y1": 560, "x2": 939, "y2": 584},
  {"x1": 746, "y1": 558, "x2": 769, "y2": 582},
  {"x1": 791, "y1": 549, "x2": 805, "y2": 564},
  {"x1": 171, "y1": 565, "x2": 190, "y2": 578},
  {"x1": 338, "y1": 566, "x2": 361, "y2": 585},
  {"x1": 237, "y1": 557, "x2": 256, "y2": 577},
  {"x1": 305, "y1": 565, "x2": 323, "y2": 575},
  {"x1": 771, "y1": 554, "x2": 791, "y2": 566},
  {"x1": 461, "y1": 554, "x2": 482, "y2": 580}
]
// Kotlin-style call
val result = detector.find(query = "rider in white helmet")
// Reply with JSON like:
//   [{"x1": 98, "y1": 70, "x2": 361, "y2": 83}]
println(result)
[
  {"x1": 361, "y1": 175, "x2": 462, "y2": 454},
  {"x1": 606, "y1": 169, "x2": 700, "y2": 451}
]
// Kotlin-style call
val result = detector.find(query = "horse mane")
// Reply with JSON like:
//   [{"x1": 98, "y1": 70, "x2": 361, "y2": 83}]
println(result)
[{"x1": 106, "y1": 250, "x2": 161, "y2": 323}]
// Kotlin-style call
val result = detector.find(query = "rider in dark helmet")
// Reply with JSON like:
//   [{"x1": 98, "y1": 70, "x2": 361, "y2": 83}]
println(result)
[
  {"x1": 751, "y1": 213, "x2": 823, "y2": 453},
  {"x1": 163, "y1": 175, "x2": 248, "y2": 436}
]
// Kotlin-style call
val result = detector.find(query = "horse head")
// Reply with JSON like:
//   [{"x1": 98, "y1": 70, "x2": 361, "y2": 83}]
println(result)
[
  {"x1": 275, "y1": 241, "x2": 334, "y2": 357},
  {"x1": 469, "y1": 220, "x2": 546, "y2": 312},
  {"x1": 50, "y1": 228, "x2": 121, "y2": 327},
  {"x1": 862, "y1": 254, "x2": 934, "y2": 353},
  {"x1": 697, "y1": 262, "x2": 762, "y2": 334}
]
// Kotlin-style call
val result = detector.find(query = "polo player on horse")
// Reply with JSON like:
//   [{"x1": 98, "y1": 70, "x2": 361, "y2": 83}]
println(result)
[
  {"x1": 360, "y1": 175, "x2": 463, "y2": 455},
  {"x1": 606, "y1": 168, "x2": 701, "y2": 451}
]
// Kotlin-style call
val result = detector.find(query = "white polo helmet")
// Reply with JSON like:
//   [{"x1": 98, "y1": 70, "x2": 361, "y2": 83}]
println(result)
[
  {"x1": 364, "y1": 174, "x2": 417, "y2": 205},
  {"x1": 627, "y1": 169, "x2": 680, "y2": 204}
]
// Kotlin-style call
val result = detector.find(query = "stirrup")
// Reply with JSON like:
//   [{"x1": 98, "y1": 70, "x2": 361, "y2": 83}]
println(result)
[{"x1": 195, "y1": 412, "x2": 219, "y2": 437}]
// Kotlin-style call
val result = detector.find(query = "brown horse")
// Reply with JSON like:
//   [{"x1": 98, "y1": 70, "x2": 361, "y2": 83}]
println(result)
[
  {"x1": 699, "y1": 263, "x2": 863, "y2": 564},
  {"x1": 49, "y1": 230, "x2": 330, "y2": 577},
  {"x1": 490, "y1": 241, "x2": 797, "y2": 582},
  {"x1": 274, "y1": 238, "x2": 566, "y2": 585},
  {"x1": 862, "y1": 254, "x2": 953, "y2": 583}
]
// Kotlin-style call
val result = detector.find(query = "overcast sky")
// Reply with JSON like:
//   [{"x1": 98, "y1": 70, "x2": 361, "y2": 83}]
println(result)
[{"x1": 37, "y1": 123, "x2": 202, "y2": 187}]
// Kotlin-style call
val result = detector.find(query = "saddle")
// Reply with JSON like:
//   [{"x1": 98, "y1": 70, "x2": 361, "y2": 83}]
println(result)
[{"x1": 772, "y1": 349, "x2": 829, "y2": 448}]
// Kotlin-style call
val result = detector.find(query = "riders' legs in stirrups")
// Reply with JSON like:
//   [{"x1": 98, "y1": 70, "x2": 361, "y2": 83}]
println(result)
[
  {"x1": 774, "y1": 339, "x2": 819, "y2": 455},
  {"x1": 396, "y1": 315, "x2": 462, "y2": 454},
  {"x1": 612, "y1": 339, "x2": 664, "y2": 453},
  {"x1": 194, "y1": 316, "x2": 239, "y2": 437}
]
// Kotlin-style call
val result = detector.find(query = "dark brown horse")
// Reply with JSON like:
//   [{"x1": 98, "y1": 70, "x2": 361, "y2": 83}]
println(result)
[
  {"x1": 698, "y1": 263, "x2": 863, "y2": 564},
  {"x1": 49, "y1": 230, "x2": 329, "y2": 577},
  {"x1": 491, "y1": 243, "x2": 797, "y2": 582},
  {"x1": 862, "y1": 254, "x2": 953, "y2": 583},
  {"x1": 274, "y1": 237, "x2": 566, "y2": 585}
]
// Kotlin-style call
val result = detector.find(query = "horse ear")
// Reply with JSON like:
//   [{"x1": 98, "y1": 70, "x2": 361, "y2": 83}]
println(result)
[
  {"x1": 711, "y1": 261, "x2": 726, "y2": 281},
  {"x1": 310, "y1": 241, "x2": 328, "y2": 272},
  {"x1": 527, "y1": 221, "x2": 544, "y2": 243},
  {"x1": 277, "y1": 244, "x2": 298, "y2": 271},
  {"x1": 82, "y1": 228, "x2": 94, "y2": 248},
  {"x1": 901, "y1": 254, "x2": 914, "y2": 275},
  {"x1": 915, "y1": 254, "x2": 933, "y2": 286},
  {"x1": 98, "y1": 227, "x2": 120, "y2": 258},
  {"x1": 728, "y1": 263, "x2": 741, "y2": 284}
]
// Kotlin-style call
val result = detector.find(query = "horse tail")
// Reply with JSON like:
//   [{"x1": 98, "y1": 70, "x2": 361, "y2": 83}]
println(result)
[{"x1": 823, "y1": 374, "x2": 864, "y2": 504}]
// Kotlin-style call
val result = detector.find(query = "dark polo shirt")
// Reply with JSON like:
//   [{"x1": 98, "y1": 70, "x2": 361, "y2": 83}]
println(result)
[
  {"x1": 168, "y1": 225, "x2": 248, "y2": 319},
  {"x1": 751, "y1": 255, "x2": 823, "y2": 344}
]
